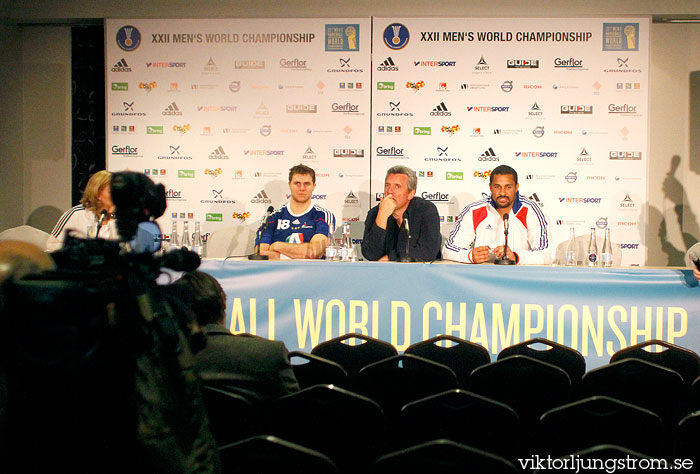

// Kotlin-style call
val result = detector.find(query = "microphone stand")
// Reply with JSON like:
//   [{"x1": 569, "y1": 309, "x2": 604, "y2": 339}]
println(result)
[
  {"x1": 248, "y1": 224, "x2": 269, "y2": 260},
  {"x1": 494, "y1": 213, "x2": 516, "y2": 265}
]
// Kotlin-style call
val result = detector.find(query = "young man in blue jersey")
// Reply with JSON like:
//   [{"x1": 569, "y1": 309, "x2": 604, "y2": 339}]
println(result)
[
  {"x1": 256, "y1": 164, "x2": 335, "y2": 260},
  {"x1": 443, "y1": 164, "x2": 550, "y2": 265}
]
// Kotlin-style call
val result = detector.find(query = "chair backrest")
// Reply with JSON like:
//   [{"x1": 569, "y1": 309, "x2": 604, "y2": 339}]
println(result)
[
  {"x1": 539, "y1": 396, "x2": 667, "y2": 458},
  {"x1": 205, "y1": 225, "x2": 255, "y2": 258},
  {"x1": 373, "y1": 439, "x2": 519, "y2": 474},
  {"x1": 288, "y1": 351, "x2": 348, "y2": 389},
  {"x1": 310, "y1": 333, "x2": 398, "y2": 381},
  {"x1": 201, "y1": 385, "x2": 259, "y2": 446},
  {"x1": 0, "y1": 225, "x2": 50, "y2": 249},
  {"x1": 354, "y1": 354, "x2": 458, "y2": 417},
  {"x1": 398, "y1": 389, "x2": 520, "y2": 458},
  {"x1": 610, "y1": 339, "x2": 700, "y2": 385},
  {"x1": 675, "y1": 411, "x2": 700, "y2": 461},
  {"x1": 219, "y1": 435, "x2": 339, "y2": 474},
  {"x1": 468, "y1": 355, "x2": 571, "y2": 424},
  {"x1": 269, "y1": 384, "x2": 385, "y2": 471},
  {"x1": 404, "y1": 335, "x2": 490, "y2": 388},
  {"x1": 578, "y1": 358, "x2": 688, "y2": 425},
  {"x1": 498, "y1": 338, "x2": 586, "y2": 383}
]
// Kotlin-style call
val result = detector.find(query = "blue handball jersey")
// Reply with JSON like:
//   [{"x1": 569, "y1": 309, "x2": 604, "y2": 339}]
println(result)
[{"x1": 257, "y1": 203, "x2": 335, "y2": 245}]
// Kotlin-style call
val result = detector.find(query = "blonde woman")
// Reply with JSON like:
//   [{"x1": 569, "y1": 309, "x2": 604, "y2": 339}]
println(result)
[{"x1": 46, "y1": 171, "x2": 118, "y2": 251}]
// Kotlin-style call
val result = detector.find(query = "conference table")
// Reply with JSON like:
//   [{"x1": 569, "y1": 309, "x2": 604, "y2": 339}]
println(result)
[{"x1": 199, "y1": 259, "x2": 700, "y2": 371}]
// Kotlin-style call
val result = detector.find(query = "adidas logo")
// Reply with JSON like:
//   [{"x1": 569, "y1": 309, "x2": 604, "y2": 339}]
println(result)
[
  {"x1": 252, "y1": 190, "x2": 272, "y2": 204},
  {"x1": 292, "y1": 219, "x2": 301, "y2": 225},
  {"x1": 430, "y1": 102, "x2": 451, "y2": 116},
  {"x1": 478, "y1": 147, "x2": 499, "y2": 162},
  {"x1": 111, "y1": 58, "x2": 131, "y2": 72},
  {"x1": 377, "y1": 57, "x2": 398, "y2": 71},
  {"x1": 162, "y1": 102, "x2": 182, "y2": 116},
  {"x1": 208, "y1": 146, "x2": 229, "y2": 160},
  {"x1": 485, "y1": 224, "x2": 493, "y2": 230}
]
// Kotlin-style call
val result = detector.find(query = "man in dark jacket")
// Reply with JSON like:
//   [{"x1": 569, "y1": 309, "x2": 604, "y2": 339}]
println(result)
[
  {"x1": 174, "y1": 271, "x2": 299, "y2": 404},
  {"x1": 362, "y1": 165, "x2": 441, "y2": 262}
]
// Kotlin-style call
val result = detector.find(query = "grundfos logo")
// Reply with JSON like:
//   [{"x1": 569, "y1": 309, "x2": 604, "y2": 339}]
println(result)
[
  {"x1": 327, "y1": 58, "x2": 364, "y2": 73},
  {"x1": 377, "y1": 101, "x2": 413, "y2": 117},
  {"x1": 604, "y1": 57, "x2": 642, "y2": 73},
  {"x1": 112, "y1": 101, "x2": 146, "y2": 117},
  {"x1": 158, "y1": 145, "x2": 193, "y2": 161}
]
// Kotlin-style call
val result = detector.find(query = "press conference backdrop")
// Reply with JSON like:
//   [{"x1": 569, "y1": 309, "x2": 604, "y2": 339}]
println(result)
[{"x1": 106, "y1": 18, "x2": 649, "y2": 265}]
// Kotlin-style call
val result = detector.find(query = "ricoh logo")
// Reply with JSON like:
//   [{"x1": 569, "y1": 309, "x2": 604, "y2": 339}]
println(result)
[
  {"x1": 377, "y1": 57, "x2": 398, "y2": 71},
  {"x1": 376, "y1": 146, "x2": 404, "y2": 157},
  {"x1": 609, "y1": 151, "x2": 642, "y2": 160},
  {"x1": 554, "y1": 57, "x2": 584, "y2": 68},
  {"x1": 421, "y1": 191, "x2": 450, "y2": 202},
  {"x1": 561, "y1": 105, "x2": 593, "y2": 114},
  {"x1": 279, "y1": 58, "x2": 309, "y2": 70},
  {"x1": 286, "y1": 104, "x2": 318, "y2": 113},
  {"x1": 507, "y1": 59, "x2": 539, "y2": 68},
  {"x1": 333, "y1": 149, "x2": 364, "y2": 158},
  {"x1": 332, "y1": 103, "x2": 360, "y2": 113}
]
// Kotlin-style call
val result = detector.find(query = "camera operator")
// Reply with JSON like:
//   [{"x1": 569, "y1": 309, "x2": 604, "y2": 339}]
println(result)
[{"x1": 46, "y1": 170, "x2": 119, "y2": 252}]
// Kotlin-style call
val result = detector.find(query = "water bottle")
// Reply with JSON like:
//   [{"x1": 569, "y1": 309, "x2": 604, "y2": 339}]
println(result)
[
  {"x1": 168, "y1": 220, "x2": 180, "y2": 252},
  {"x1": 192, "y1": 221, "x2": 204, "y2": 257},
  {"x1": 587, "y1": 228, "x2": 598, "y2": 267},
  {"x1": 602, "y1": 228, "x2": 613, "y2": 268},
  {"x1": 339, "y1": 223, "x2": 355, "y2": 262},
  {"x1": 565, "y1": 227, "x2": 577, "y2": 266},
  {"x1": 325, "y1": 228, "x2": 338, "y2": 261},
  {"x1": 181, "y1": 220, "x2": 192, "y2": 250}
]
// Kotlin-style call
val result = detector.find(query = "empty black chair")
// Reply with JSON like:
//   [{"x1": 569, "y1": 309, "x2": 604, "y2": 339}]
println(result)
[
  {"x1": 578, "y1": 358, "x2": 688, "y2": 425},
  {"x1": 499, "y1": 338, "x2": 586, "y2": 384},
  {"x1": 610, "y1": 339, "x2": 700, "y2": 385},
  {"x1": 311, "y1": 333, "x2": 397, "y2": 386},
  {"x1": 469, "y1": 355, "x2": 571, "y2": 424},
  {"x1": 201, "y1": 385, "x2": 259, "y2": 446},
  {"x1": 373, "y1": 439, "x2": 519, "y2": 474},
  {"x1": 675, "y1": 411, "x2": 700, "y2": 469},
  {"x1": 288, "y1": 351, "x2": 348, "y2": 389},
  {"x1": 532, "y1": 444, "x2": 655, "y2": 473},
  {"x1": 404, "y1": 335, "x2": 490, "y2": 388},
  {"x1": 398, "y1": 389, "x2": 520, "y2": 459},
  {"x1": 539, "y1": 396, "x2": 667, "y2": 458},
  {"x1": 354, "y1": 354, "x2": 458, "y2": 417},
  {"x1": 269, "y1": 384, "x2": 385, "y2": 472},
  {"x1": 219, "y1": 435, "x2": 339, "y2": 474}
]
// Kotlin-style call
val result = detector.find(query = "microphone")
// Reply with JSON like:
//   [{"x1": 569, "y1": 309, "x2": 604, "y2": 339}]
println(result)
[
  {"x1": 95, "y1": 210, "x2": 108, "y2": 238},
  {"x1": 494, "y1": 213, "x2": 516, "y2": 265},
  {"x1": 688, "y1": 247, "x2": 700, "y2": 270},
  {"x1": 248, "y1": 206, "x2": 275, "y2": 260},
  {"x1": 400, "y1": 216, "x2": 414, "y2": 262}
]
